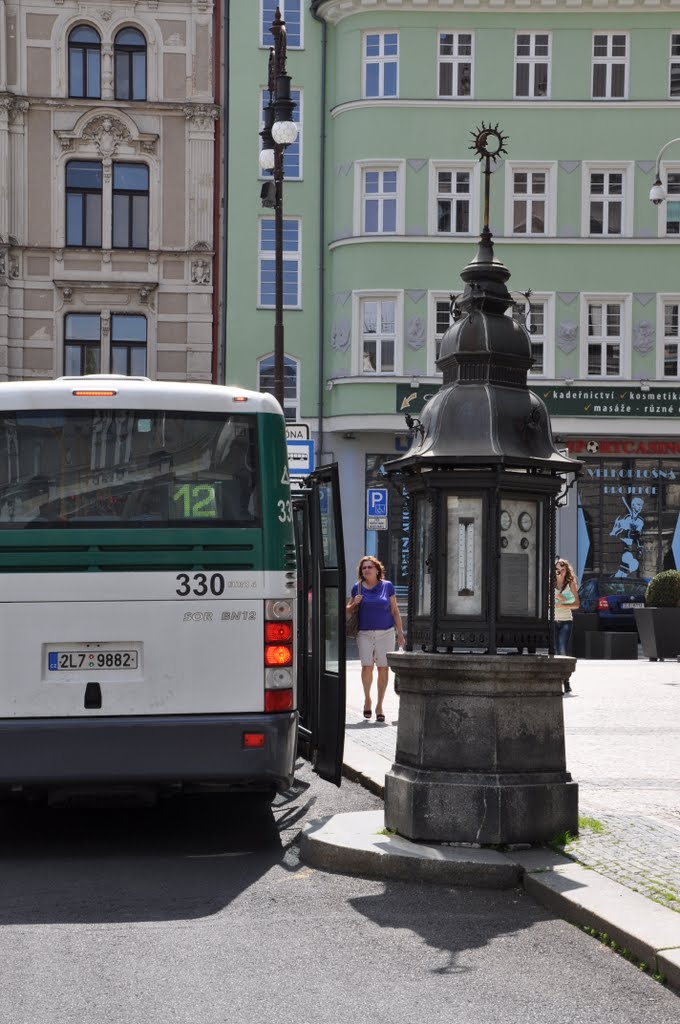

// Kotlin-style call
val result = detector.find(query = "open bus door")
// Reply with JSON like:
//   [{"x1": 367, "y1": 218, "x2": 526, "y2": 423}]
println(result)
[{"x1": 293, "y1": 464, "x2": 346, "y2": 785}]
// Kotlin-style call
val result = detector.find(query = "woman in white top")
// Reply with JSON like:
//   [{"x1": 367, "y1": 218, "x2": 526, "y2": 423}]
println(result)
[{"x1": 555, "y1": 556, "x2": 579, "y2": 693}]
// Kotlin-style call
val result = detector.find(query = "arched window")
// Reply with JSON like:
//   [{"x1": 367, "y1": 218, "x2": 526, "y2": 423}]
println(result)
[
  {"x1": 258, "y1": 354, "x2": 300, "y2": 421},
  {"x1": 114, "y1": 28, "x2": 147, "y2": 101},
  {"x1": 68, "y1": 26, "x2": 101, "y2": 99}
]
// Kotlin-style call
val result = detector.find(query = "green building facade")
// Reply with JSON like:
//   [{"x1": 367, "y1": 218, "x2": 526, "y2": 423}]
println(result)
[{"x1": 225, "y1": 0, "x2": 680, "y2": 590}]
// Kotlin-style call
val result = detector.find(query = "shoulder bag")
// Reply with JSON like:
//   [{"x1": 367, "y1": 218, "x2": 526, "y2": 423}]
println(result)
[{"x1": 346, "y1": 582, "x2": 362, "y2": 639}]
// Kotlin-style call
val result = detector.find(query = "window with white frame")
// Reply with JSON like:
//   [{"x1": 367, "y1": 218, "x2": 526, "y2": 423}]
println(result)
[
  {"x1": 671, "y1": 35, "x2": 680, "y2": 96},
  {"x1": 663, "y1": 170, "x2": 680, "y2": 235},
  {"x1": 510, "y1": 298, "x2": 551, "y2": 376},
  {"x1": 364, "y1": 32, "x2": 398, "y2": 98},
  {"x1": 261, "y1": 0, "x2": 302, "y2": 48},
  {"x1": 260, "y1": 87, "x2": 302, "y2": 179},
  {"x1": 592, "y1": 33, "x2": 627, "y2": 99},
  {"x1": 508, "y1": 166, "x2": 552, "y2": 235},
  {"x1": 258, "y1": 218, "x2": 301, "y2": 308},
  {"x1": 438, "y1": 32, "x2": 473, "y2": 98},
  {"x1": 358, "y1": 297, "x2": 398, "y2": 374},
  {"x1": 430, "y1": 163, "x2": 476, "y2": 235},
  {"x1": 585, "y1": 168, "x2": 630, "y2": 236},
  {"x1": 431, "y1": 295, "x2": 454, "y2": 372},
  {"x1": 258, "y1": 353, "x2": 300, "y2": 420},
  {"x1": 661, "y1": 301, "x2": 680, "y2": 378},
  {"x1": 361, "y1": 167, "x2": 398, "y2": 234},
  {"x1": 584, "y1": 299, "x2": 625, "y2": 377},
  {"x1": 514, "y1": 33, "x2": 550, "y2": 98}
]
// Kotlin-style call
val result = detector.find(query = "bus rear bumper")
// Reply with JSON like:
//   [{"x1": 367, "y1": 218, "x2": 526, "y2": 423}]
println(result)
[{"x1": 0, "y1": 713, "x2": 298, "y2": 794}]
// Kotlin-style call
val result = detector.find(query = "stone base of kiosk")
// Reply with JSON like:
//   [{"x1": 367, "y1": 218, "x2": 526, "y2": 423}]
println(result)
[{"x1": 384, "y1": 653, "x2": 578, "y2": 846}]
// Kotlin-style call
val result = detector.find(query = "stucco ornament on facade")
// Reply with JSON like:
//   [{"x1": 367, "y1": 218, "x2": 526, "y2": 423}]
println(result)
[
  {"x1": 57, "y1": 113, "x2": 159, "y2": 157},
  {"x1": 557, "y1": 320, "x2": 578, "y2": 354},
  {"x1": 406, "y1": 315, "x2": 426, "y2": 350},
  {"x1": 633, "y1": 320, "x2": 655, "y2": 355},
  {"x1": 191, "y1": 259, "x2": 211, "y2": 285},
  {"x1": 183, "y1": 105, "x2": 220, "y2": 131},
  {"x1": 6, "y1": 99, "x2": 29, "y2": 125},
  {"x1": 331, "y1": 318, "x2": 350, "y2": 351},
  {"x1": 83, "y1": 115, "x2": 130, "y2": 157}
]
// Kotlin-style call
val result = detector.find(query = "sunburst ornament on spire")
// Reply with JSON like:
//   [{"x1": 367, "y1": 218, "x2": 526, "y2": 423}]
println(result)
[
  {"x1": 469, "y1": 123, "x2": 509, "y2": 163},
  {"x1": 468, "y1": 123, "x2": 509, "y2": 238}
]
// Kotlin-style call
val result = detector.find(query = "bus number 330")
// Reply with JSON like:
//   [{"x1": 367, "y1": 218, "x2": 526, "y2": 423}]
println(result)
[{"x1": 175, "y1": 573, "x2": 255, "y2": 597}]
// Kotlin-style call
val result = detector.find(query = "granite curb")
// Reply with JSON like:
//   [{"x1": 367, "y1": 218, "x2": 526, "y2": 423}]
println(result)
[{"x1": 332, "y1": 739, "x2": 680, "y2": 994}]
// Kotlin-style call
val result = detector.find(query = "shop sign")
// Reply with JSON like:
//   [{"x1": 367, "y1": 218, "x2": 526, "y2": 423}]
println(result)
[
  {"x1": 537, "y1": 385, "x2": 680, "y2": 417},
  {"x1": 396, "y1": 384, "x2": 680, "y2": 418},
  {"x1": 567, "y1": 438, "x2": 680, "y2": 457},
  {"x1": 397, "y1": 385, "x2": 441, "y2": 416}
]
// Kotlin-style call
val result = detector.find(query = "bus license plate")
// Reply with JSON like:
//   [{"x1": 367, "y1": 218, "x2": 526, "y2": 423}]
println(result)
[{"x1": 48, "y1": 650, "x2": 139, "y2": 671}]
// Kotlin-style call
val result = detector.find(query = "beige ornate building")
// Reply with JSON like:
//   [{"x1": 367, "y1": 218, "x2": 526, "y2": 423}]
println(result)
[{"x1": 0, "y1": 0, "x2": 218, "y2": 382}]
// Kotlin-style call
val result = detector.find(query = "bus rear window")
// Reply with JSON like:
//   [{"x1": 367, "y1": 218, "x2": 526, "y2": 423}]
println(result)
[{"x1": 0, "y1": 410, "x2": 260, "y2": 527}]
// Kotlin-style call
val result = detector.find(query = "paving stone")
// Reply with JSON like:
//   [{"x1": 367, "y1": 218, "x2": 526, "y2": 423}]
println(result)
[{"x1": 344, "y1": 657, "x2": 680, "y2": 914}]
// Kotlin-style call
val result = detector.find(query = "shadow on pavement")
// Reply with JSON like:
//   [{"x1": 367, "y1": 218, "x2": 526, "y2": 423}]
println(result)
[
  {"x1": 0, "y1": 773, "x2": 314, "y2": 926},
  {"x1": 348, "y1": 881, "x2": 540, "y2": 976}
]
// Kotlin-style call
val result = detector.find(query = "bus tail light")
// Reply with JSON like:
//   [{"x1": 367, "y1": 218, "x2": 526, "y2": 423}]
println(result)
[
  {"x1": 265, "y1": 621, "x2": 293, "y2": 643},
  {"x1": 597, "y1": 597, "x2": 609, "y2": 611},
  {"x1": 265, "y1": 689, "x2": 293, "y2": 713},
  {"x1": 264, "y1": 600, "x2": 294, "y2": 711},
  {"x1": 264, "y1": 644, "x2": 293, "y2": 667}
]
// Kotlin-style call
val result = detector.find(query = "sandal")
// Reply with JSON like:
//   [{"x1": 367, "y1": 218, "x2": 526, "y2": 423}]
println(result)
[
  {"x1": 376, "y1": 713, "x2": 385, "y2": 723},
  {"x1": 363, "y1": 708, "x2": 372, "y2": 719}
]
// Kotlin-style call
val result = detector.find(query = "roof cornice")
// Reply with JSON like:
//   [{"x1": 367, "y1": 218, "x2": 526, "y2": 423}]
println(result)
[{"x1": 312, "y1": 0, "x2": 680, "y2": 23}]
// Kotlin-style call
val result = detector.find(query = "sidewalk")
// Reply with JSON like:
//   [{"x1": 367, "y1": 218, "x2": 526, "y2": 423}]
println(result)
[
  {"x1": 317, "y1": 655, "x2": 680, "y2": 989},
  {"x1": 343, "y1": 656, "x2": 680, "y2": 908}
]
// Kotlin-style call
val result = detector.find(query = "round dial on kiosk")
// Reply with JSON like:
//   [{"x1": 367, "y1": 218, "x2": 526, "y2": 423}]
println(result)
[
  {"x1": 518, "y1": 511, "x2": 534, "y2": 533},
  {"x1": 500, "y1": 510, "x2": 512, "y2": 531}
]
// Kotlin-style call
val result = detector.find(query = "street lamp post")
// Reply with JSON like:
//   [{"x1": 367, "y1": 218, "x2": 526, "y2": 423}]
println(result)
[
  {"x1": 649, "y1": 137, "x2": 680, "y2": 205},
  {"x1": 259, "y1": 7, "x2": 298, "y2": 410}
]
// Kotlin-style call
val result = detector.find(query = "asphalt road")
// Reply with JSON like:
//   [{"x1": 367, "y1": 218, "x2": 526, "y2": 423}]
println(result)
[{"x1": 0, "y1": 763, "x2": 677, "y2": 1024}]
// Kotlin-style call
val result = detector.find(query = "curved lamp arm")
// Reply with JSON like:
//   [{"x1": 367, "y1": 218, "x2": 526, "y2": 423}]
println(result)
[{"x1": 650, "y1": 137, "x2": 680, "y2": 204}]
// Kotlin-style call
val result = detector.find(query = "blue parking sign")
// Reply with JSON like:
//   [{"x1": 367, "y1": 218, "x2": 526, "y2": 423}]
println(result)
[{"x1": 367, "y1": 488, "x2": 388, "y2": 518}]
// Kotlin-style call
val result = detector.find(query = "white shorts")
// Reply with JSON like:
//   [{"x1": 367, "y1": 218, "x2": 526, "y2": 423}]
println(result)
[{"x1": 358, "y1": 628, "x2": 395, "y2": 668}]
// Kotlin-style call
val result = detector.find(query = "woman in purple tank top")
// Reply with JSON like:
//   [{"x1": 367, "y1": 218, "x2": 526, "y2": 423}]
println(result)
[{"x1": 346, "y1": 555, "x2": 404, "y2": 722}]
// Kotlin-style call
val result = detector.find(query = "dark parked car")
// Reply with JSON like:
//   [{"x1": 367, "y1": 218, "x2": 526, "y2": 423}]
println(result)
[{"x1": 577, "y1": 576, "x2": 649, "y2": 631}]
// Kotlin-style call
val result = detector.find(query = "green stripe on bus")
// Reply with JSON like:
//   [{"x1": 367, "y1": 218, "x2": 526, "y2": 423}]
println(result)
[{"x1": 0, "y1": 528, "x2": 263, "y2": 572}]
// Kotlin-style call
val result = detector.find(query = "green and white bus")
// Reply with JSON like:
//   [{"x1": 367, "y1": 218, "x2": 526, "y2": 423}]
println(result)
[{"x1": 0, "y1": 376, "x2": 345, "y2": 801}]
